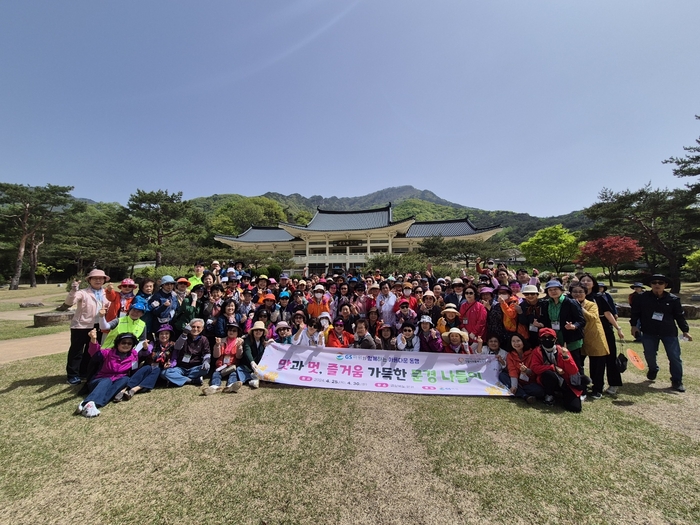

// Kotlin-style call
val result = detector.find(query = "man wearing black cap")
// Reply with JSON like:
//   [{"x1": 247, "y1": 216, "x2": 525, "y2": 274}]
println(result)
[{"x1": 630, "y1": 274, "x2": 691, "y2": 392}]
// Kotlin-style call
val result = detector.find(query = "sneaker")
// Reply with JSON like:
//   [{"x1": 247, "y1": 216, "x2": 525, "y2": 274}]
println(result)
[
  {"x1": 249, "y1": 379, "x2": 260, "y2": 389},
  {"x1": 580, "y1": 394, "x2": 587, "y2": 402},
  {"x1": 590, "y1": 392, "x2": 603, "y2": 400},
  {"x1": 192, "y1": 377, "x2": 203, "y2": 387},
  {"x1": 224, "y1": 381, "x2": 243, "y2": 393},
  {"x1": 647, "y1": 369, "x2": 658, "y2": 381},
  {"x1": 672, "y1": 382, "x2": 686, "y2": 393},
  {"x1": 123, "y1": 389, "x2": 135, "y2": 401},
  {"x1": 544, "y1": 395, "x2": 554, "y2": 406},
  {"x1": 67, "y1": 377, "x2": 82, "y2": 385},
  {"x1": 201, "y1": 386, "x2": 221, "y2": 396},
  {"x1": 525, "y1": 396, "x2": 536, "y2": 405},
  {"x1": 605, "y1": 386, "x2": 618, "y2": 396},
  {"x1": 81, "y1": 401, "x2": 100, "y2": 418},
  {"x1": 113, "y1": 390, "x2": 125, "y2": 403},
  {"x1": 75, "y1": 402, "x2": 85, "y2": 415}
]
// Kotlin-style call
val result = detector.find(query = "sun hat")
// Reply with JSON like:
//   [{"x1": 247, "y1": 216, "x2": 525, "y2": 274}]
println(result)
[
  {"x1": 423, "y1": 290, "x2": 435, "y2": 298},
  {"x1": 419, "y1": 315, "x2": 433, "y2": 326},
  {"x1": 157, "y1": 324, "x2": 174, "y2": 334},
  {"x1": 114, "y1": 332, "x2": 138, "y2": 346},
  {"x1": 479, "y1": 287, "x2": 494, "y2": 295},
  {"x1": 276, "y1": 321, "x2": 291, "y2": 330},
  {"x1": 251, "y1": 321, "x2": 267, "y2": 332},
  {"x1": 544, "y1": 280, "x2": 563, "y2": 290},
  {"x1": 226, "y1": 322, "x2": 240, "y2": 331},
  {"x1": 452, "y1": 278, "x2": 464, "y2": 286},
  {"x1": 160, "y1": 275, "x2": 175, "y2": 285},
  {"x1": 86, "y1": 269, "x2": 110, "y2": 282},
  {"x1": 441, "y1": 303, "x2": 460, "y2": 315},
  {"x1": 630, "y1": 282, "x2": 645, "y2": 289},
  {"x1": 645, "y1": 274, "x2": 672, "y2": 286},
  {"x1": 314, "y1": 284, "x2": 325, "y2": 292},
  {"x1": 263, "y1": 293, "x2": 276, "y2": 301},
  {"x1": 257, "y1": 274, "x2": 269, "y2": 282},
  {"x1": 119, "y1": 278, "x2": 136, "y2": 288},
  {"x1": 441, "y1": 327, "x2": 468, "y2": 343},
  {"x1": 539, "y1": 327, "x2": 557, "y2": 338},
  {"x1": 268, "y1": 278, "x2": 277, "y2": 285},
  {"x1": 521, "y1": 285, "x2": 540, "y2": 295},
  {"x1": 129, "y1": 302, "x2": 146, "y2": 312},
  {"x1": 176, "y1": 277, "x2": 191, "y2": 286}
]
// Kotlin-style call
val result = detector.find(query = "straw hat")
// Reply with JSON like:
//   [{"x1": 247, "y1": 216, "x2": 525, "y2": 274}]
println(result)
[
  {"x1": 86, "y1": 268, "x2": 110, "y2": 282},
  {"x1": 441, "y1": 328, "x2": 468, "y2": 343},
  {"x1": 441, "y1": 303, "x2": 460, "y2": 315}
]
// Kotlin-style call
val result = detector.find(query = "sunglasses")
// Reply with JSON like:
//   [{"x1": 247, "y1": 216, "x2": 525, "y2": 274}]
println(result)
[
  {"x1": 402, "y1": 328, "x2": 414, "y2": 333},
  {"x1": 650, "y1": 280, "x2": 666, "y2": 285}
]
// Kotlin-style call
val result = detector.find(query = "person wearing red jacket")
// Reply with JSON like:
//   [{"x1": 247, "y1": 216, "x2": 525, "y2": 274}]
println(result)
[
  {"x1": 458, "y1": 285, "x2": 487, "y2": 344},
  {"x1": 530, "y1": 327, "x2": 584, "y2": 412},
  {"x1": 501, "y1": 333, "x2": 544, "y2": 404},
  {"x1": 326, "y1": 318, "x2": 355, "y2": 348},
  {"x1": 104, "y1": 278, "x2": 137, "y2": 325}
]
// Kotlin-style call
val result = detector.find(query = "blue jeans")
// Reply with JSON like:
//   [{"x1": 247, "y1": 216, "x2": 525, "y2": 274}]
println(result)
[
  {"x1": 83, "y1": 376, "x2": 129, "y2": 408},
  {"x1": 160, "y1": 365, "x2": 205, "y2": 387},
  {"x1": 127, "y1": 365, "x2": 161, "y2": 391},
  {"x1": 641, "y1": 334, "x2": 683, "y2": 383},
  {"x1": 236, "y1": 366, "x2": 254, "y2": 384},
  {"x1": 210, "y1": 369, "x2": 239, "y2": 387}
]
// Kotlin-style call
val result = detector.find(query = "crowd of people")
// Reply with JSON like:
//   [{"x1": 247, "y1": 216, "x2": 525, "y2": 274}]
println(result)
[{"x1": 64, "y1": 258, "x2": 691, "y2": 418}]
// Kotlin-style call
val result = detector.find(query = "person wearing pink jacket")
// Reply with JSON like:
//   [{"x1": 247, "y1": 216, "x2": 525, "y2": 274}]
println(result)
[
  {"x1": 75, "y1": 330, "x2": 139, "y2": 418},
  {"x1": 64, "y1": 268, "x2": 112, "y2": 385}
]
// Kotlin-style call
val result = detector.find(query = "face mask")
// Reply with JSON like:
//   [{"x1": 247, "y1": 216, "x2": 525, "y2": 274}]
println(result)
[
  {"x1": 403, "y1": 290, "x2": 411, "y2": 297},
  {"x1": 487, "y1": 263, "x2": 494, "y2": 268},
  {"x1": 498, "y1": 294, "x2": 509, "y2": 302},
  {"x1": 315, "y1": 293, "x2": 323, "y2": 299},
  {"x1": 541, "y1": 338, "x2": 556, "y2": 350}
]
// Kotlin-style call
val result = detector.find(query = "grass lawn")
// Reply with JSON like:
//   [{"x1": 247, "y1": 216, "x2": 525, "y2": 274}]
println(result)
[
  {"x1": 0, "y1": 320, "x2": 70, "y2": 341},
  {"x1": 1, "y1": 335, "x2": 699, "y2": 524},
  {"x1": 0, "y1": 283, "x2": 67, "y2": 301}
]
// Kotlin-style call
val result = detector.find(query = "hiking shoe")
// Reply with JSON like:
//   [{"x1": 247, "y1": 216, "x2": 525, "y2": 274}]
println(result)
[
  {"x1": 202, "y1": 386, "x2": 221, "y2": 396},
  {"x1": 672, "y1": 382, "x2": 686, "y2": 393},
  {"x1": 605, "y1": 386, "x2": 618, "y2": 396},
  {"x1": 590, "y1": 392, "x2": 603, "y2": 400},
  {"x1": 81, "y1": 401, "x2": 100, "y2": 418},
  {"x1": 123, "y1": 389, "x2": 135, "y2": 401},
  {"x1": 192, "y1": 377, "x2": 203, "y2": 387},
  {"x1": 113, "y1": 390, "x2": 125, "y2": 403},
  {"x1": 249, "y1": 379, "x2": 260, "y2": 389},
  {"x1": 544, "y1": 395, "x2": 554, "y2": 406},
  {"x1": 525, "y1": 396, "x2": 536, "y2": 405},
  {"x1": 647, "y1": 369, "x2": 658, "y2": 381},
  {"x1": 67, "y1": 377, "x2": 82, "y2": 385},
  {"x1": 224, "y1": 381, "x2": 243, "y2": 393}
]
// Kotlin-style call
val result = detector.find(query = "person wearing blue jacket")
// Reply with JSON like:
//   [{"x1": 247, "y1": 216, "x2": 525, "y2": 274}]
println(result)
[{"x1": 148, "y1": 275, "x2": 178, "y2": 331}]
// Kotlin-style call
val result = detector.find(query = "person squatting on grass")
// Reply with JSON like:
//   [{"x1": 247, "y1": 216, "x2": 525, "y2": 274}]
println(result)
[{"x1": 66, "y1": 265, "x2": 692, "y2": 419}]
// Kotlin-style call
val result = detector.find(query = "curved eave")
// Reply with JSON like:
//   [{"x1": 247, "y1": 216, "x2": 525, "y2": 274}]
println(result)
[{"x1": 279, "y1": 217, "x2": 416, "y2": 236}]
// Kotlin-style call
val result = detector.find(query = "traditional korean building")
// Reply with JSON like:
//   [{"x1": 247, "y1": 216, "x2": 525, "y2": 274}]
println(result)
[{"x1": 214, "y1": 204, "x2": 501, "y2": 274}]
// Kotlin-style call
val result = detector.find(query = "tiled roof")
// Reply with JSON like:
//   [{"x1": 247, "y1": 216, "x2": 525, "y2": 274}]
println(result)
[
  {"x1": 294, "y1": 205, "x2": 393, "y2": 231},
  {"x1": 405, "y1": 218, "x2": 500, "y2": 238},
  {"x1": 216, "y1": 227, "x2": 296, "y2": 243}
]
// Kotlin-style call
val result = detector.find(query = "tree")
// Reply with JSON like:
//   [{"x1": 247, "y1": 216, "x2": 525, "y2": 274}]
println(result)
[
  {"x1": 578, "y1": 236, "x2": 644, "y2": 286},
  {"x1": 664, "y1": 115, "x2": 700, "y2": 190},
  {"x1": 35, "y1": 263, "x2": 63, "y2": 284},
  {"x1": 683, "y1": 249, "x2": 700, "y2": 281},
  {"x1": 519, "y1": 225, "x2": 580, "y2": 275},
  {"x1": 126, "y1": 190, "x2": 206, "y2": 267},
  {"x1": 584, "y1": 185, "x2": 700, "y2": 291},
  {"x1": 210, "y1": 196, "x2": 286, "y2": 236},
  {"x1": 0, "y1": 183, "x2": 74, "y2": 289},
  {"x1": 444, "y1": 239, "x2": 503, "y2": 268},
  {"x1": 417, "y1": 236, "x2": 449, "y2": 262}
]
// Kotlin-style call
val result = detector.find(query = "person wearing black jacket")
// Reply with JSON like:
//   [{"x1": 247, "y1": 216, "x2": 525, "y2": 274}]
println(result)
[
  {"x1": 630, "y1": 274, "x2": 691, "y2": 392},
  {"x1": 541, "y1": 280, "x2": 585, "y2": 373},
  {"x1": 516, "y1": 285, "x2": 547, "y2": 348}
]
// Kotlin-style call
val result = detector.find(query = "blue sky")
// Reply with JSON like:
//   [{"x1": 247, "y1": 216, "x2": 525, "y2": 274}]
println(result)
[{"x1": 1, "y1": 1, "x2": 699, "y2": 216}]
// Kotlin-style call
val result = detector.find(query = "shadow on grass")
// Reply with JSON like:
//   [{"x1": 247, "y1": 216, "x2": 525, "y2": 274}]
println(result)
[{"x1": 0, "y1": 374, "x2": 69, "y2": 395}]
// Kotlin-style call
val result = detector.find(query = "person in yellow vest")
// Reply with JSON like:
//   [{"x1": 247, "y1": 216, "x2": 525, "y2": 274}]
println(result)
[{"x1": 101, "y1": 303, "x2": 147, "y2": 349}]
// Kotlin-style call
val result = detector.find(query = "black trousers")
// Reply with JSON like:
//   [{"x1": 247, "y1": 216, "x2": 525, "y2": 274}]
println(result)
[
  {"x1": 66, "y1": 325, "x2": 101, "y2": 379},
  {"x1": 588, "y1": 355, "x2": 607, "y2": 395},
  {"x1": 540, "y1": 370, "x2": 582, "y2": 413}
]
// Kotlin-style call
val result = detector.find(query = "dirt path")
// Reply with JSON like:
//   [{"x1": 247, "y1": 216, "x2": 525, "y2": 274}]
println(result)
[
  {"x1": 0, "y1": 331, "x2": 69, "y2": 364},
  {"x1": 0, "y1": 307, "x2": 63, "y2": 322}
]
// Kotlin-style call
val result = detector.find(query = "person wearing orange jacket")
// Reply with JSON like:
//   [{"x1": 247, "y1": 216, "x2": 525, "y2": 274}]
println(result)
[{"x1": 104, "y1": 278, "x2": 137, "y2": 325}]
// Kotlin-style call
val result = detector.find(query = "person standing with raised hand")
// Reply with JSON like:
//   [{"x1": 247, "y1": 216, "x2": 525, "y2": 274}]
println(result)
[{"x1": 64, "y1": 269, "x2": 112, "y2": 385}]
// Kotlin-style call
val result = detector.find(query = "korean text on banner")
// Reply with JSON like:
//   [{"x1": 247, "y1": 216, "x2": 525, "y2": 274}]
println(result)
[{"x1": 256, "y1": 344, "x2": 511, "y2": 396}]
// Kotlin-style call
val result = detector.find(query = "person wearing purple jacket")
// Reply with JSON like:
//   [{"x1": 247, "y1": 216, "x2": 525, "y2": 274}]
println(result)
[
  {"x1": 75, "y1": 330, "x2": 139, "y2": 418},
  {"x1": 417, "y1": 316, "x2": 443, "y2": 352}
]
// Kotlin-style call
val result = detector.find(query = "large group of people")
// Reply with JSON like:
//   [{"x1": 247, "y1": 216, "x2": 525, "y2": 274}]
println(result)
[{"x1": 65, "y1": 258, "x2": 691, "y2": 418}]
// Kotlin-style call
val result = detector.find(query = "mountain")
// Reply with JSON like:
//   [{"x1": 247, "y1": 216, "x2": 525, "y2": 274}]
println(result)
[{"x1": 188, "y1": 186, "x2": 593, "y2": 244}]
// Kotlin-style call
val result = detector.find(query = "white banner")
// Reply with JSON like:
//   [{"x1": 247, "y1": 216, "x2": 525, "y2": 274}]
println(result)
[{"x1": 257, "y1": 344, "x2": 511, "y2": 396}]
